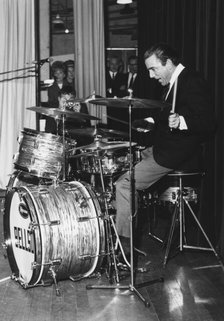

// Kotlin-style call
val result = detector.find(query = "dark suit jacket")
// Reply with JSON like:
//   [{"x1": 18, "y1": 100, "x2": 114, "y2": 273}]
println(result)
[
  {"x1": 106, "y1": 70, "x2": 128, "y2": 131},
  {"x1": 123, "y1": 72, "x2": 139, "y2": 98},
  {"x1": 106, "y1": 70, "x2": 126, "y2": 98},
  {"x1": 151, "y1": 68, "x2": 216, "y2": 169}
]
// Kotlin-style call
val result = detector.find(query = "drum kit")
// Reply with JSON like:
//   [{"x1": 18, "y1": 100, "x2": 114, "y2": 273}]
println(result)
[{"x1": 3, "y1": 96, "x2": 169, "y2": 301}]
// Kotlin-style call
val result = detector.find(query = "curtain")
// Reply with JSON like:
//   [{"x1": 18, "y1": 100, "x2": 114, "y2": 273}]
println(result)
[
  {"x1": 0, "y1": 0, "x2": 36, "y2": 188},
  {"x1": 73, "y1": 0, "x2": 106, "y2": 124},
  {"x1": 137, "y1": 0, "x2": 224, "y2": 255}
]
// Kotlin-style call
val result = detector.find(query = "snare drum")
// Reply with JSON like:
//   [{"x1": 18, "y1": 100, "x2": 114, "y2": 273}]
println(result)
[
  {"x1": 4, "y1": 181, "x2": 105, "y2": 288},
  {"x1": 79, "y1": 145, "x2": 139, "y2": 175},
  {"x1": 14, "y1": 128, "x2": 76, "y2": 180}
]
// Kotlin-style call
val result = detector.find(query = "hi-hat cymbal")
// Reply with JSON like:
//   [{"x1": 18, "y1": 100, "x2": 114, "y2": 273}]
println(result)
[
  {"x1": 27, "y1": 106, "x2": 100, "y2": 121},
  {"x1": 89, "y1": 98, "x2": 170, "y2": 109},
  {"x1": 78, "y1": 139, "x2": 136, "y2": 151},
  {"x1": 68, "y1": 127, "x2": 129, "y2": 138}
]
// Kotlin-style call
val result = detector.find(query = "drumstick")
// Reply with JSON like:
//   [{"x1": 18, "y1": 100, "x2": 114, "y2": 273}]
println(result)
[
  {"x1": 171, "y1": 78, "x2": 178, "y2": 114},
  {"x1": 170, "y1": 78, "x2": 178, "y2": 131}
]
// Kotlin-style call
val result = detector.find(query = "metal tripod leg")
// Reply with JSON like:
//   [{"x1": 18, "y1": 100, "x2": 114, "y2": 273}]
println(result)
[
  {"x1": 163, "y1": 183, "x2": 224, "y2": 270},
  {"x1": 183, "y1": 198, "x2": 224, "y2": 270}
]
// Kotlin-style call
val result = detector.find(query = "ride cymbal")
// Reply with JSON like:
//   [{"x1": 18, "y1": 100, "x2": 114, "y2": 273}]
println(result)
[
  {"x1": 89, "y1": 97, "x2": 170, "y2": 109},
  {"x1": 27, "y1": 106, "x2": 100, "y2": 121}
]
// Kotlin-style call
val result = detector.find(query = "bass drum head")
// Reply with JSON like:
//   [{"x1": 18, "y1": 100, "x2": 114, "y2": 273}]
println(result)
[
  {"x1": 4, "y1": 181, "x2": 105, "y2": 287},
  {"x1": 4, "y1": 188, "x2": 39, "y2": 285}
]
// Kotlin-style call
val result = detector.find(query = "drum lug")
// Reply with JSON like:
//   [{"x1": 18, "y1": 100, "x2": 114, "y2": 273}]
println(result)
[
  {"x1": 28, "y1": 220, "x2": 60, "y2": 231},
  {"x1": 32, "y1": 258, "x2": 62, "y2": 269}
]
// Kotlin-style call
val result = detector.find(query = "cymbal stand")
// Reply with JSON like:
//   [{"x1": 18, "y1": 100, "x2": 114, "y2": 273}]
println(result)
[
  {"x1": 97, "y1": 150, "x2": 120, "y2": 283},
  {"x1": 87, "y1": 95, "x2": 163, "y2": 307},
  {"x1": 61, "y1": 114, "x2": 66, "y2": 181}
]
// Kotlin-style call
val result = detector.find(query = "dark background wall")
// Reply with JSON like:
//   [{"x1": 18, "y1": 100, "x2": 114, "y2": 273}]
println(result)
[{"x1": 137, "y1": 0, "x2": 224, "y2": 256}]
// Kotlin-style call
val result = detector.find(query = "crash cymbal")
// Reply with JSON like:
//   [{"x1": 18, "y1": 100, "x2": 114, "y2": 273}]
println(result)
[
  {"x1": 89, "y1": 98, "x2": 170, "y2": 109},
  {"x1": 78, "y1": 139, "x2": 136, "y2": 151},
  {"x1": 27, "y1": 106, "x2": 100, "y2": 121},
  {"x1": 68, "y1": 127, "x2": 129, "y2": 138}
]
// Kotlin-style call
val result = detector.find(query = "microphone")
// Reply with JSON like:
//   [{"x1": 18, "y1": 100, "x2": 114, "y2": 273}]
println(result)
[{"x1": 31, "y1": 57, "x2": 53, "y2": 65}]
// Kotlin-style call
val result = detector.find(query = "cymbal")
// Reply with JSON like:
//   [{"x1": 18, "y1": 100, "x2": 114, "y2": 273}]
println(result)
[
  {"x1": 89, "y1": 98, "x2": 170, "y2": 109},
  {"x1": 27, "y1": 106, "x2": 100, "y2": 121},
  {"x1": 78, "y1": 139, "x2": 136, "y2": 151},
  {"x1": 68, "y1": 127, "x2": 129, "y2": 138}
]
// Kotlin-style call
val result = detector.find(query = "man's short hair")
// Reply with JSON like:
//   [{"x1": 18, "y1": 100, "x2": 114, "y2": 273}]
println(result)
[
  {"x1": 144, "y1": 43, "x2": 180, "y2": 66},
  {"x1": 60, "y1": 86, "x2": 76, "y2": 97}
]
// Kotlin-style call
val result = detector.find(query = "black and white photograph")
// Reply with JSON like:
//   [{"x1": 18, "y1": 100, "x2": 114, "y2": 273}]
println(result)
[{"x1": 0, "y1": 0, "x2": 224, "y2": 320}]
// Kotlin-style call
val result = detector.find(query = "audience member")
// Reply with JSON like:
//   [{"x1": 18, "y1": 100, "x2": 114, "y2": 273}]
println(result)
[
  {"x1": 64, "y1": 60, "x2": 75, "y2": 88},
  {"x1": 124, "y1": 55, "x2": 139, "y2": 98},
  {"x1": 45, "y1": 61, "x2": 69, "y2": 134},
  {"x1": 106, "y1": 55, "x2": 127, "y2": 131}
]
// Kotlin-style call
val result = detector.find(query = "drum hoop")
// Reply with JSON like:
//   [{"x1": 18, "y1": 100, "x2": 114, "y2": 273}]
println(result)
[{"x1": 17, "y1": 186, "x2": 44, "y2": 286}]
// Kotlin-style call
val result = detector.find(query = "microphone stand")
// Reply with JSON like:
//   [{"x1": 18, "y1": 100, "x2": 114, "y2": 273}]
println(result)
[{"x1": 86, "y1": 92, "x2": 164, "y2": 307}]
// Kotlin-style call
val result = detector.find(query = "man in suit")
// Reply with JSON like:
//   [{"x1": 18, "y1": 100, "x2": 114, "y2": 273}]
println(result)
[
  {"x1": 115, "y1": 43, "x2": 216, "y2": 255},
  {"x1": 106, "y1": 55, "x2": 127, "y2": 131},
  {"x1": 124, "y1": 55, "x2": 139, "y2": 97}
]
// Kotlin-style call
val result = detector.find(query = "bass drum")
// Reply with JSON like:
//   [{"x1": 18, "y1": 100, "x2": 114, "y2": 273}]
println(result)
[{"x1": 4, "y1": 181, "x2": 105, "y2": 288}]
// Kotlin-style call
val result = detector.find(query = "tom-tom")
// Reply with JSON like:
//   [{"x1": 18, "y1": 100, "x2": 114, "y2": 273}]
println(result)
[
  {"x1": 3, "y1": 181, "x2": 105, "y2": 288},
  {"x1": 14, "y1": 128, "x2": 76, "y2": 180}
]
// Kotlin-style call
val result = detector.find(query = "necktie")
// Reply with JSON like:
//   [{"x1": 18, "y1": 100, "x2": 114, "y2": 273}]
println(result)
[
  {"x1": 112, "y1": 72, "x2": 115, "y2": 79},
  {"x1": 129, "y1": 73, "x2": 134, "y2": 89},
  {"x1": 162, "y1": 83, "x2": 170, "y2": 101}
]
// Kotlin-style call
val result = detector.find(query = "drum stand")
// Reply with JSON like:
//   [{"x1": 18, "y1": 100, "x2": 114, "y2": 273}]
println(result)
[
  {"x1": 56, "y1": 114, "x2": 66, "y2": 181},
  {"x1": 86, "y1": 97, "x2": 164, "y2": 307}
]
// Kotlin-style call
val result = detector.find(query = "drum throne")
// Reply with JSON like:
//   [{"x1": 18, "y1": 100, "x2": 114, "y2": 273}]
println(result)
[{"x1": 139, "y1": 147, "x2": 224, "y2": 269}]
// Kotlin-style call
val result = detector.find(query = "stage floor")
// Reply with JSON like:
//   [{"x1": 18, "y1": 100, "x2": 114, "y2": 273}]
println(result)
[{"x1": 0, "y1": 193, "x2": 224, "y2": 321}]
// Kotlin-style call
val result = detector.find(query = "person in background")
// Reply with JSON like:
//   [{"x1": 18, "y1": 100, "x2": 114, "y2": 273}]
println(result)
[
  {"x1": 106, "y1": 55, "x2": 126, "y2": 98},
  {"x1": 45, "y1": 61, "x2": 68, "y2": 134},
  {"x1": 115, "y1": 43, "x2": 216, "y2": 262},
  {"x1": 124, "y1": 55, "x2": 139, "y2": 98},
  {"x1": 106, "y1": 55, "x2": 127, "y2": 131},
  {"x1": 58, "y1": 85, "x2": 90, "y2": 134},
  {"x1": 64, "y1": 60, "x2": 75, "y2": 88}
]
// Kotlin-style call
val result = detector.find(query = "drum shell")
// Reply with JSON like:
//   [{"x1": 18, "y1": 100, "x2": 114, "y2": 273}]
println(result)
[
  {"x1": 14, "y1": 128, "x2": 76, "y2": 180},
  {"x1": 4, "y1": 181, "x2": 105, "y2": 287},
  {"x1": 78, "y1": 147, "x2": 139, "y2": 175}
]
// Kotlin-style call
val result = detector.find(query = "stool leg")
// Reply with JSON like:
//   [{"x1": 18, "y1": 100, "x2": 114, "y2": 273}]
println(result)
[
  {"x1": 163, "y1": 204, "x2": 179, "y2": 267},
  {"x1": 183, "y1": 198, "x2": 224, "y2": 270}
]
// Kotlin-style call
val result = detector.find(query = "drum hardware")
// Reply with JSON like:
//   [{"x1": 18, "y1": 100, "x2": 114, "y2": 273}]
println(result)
[
  {"x1": 87, "y1": 150, "x2": 120, "y2": 284},
  {"x1": 88, "y1": 94, "x2": 164, "y2": 307},
  {"x1": 49, "y1": 265, "x2": 61, "y2": 296},
  {"x1": 32, "y1": 259, "x2": 62, "y2": 269},
  {"x1": 28, "y1": 220, "x2": 60, "y2": 231}
]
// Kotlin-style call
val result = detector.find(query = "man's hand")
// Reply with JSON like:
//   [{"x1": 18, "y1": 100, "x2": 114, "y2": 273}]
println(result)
[{"x1": 168, "y1": 113, "x2": 180, "y2": 129}]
